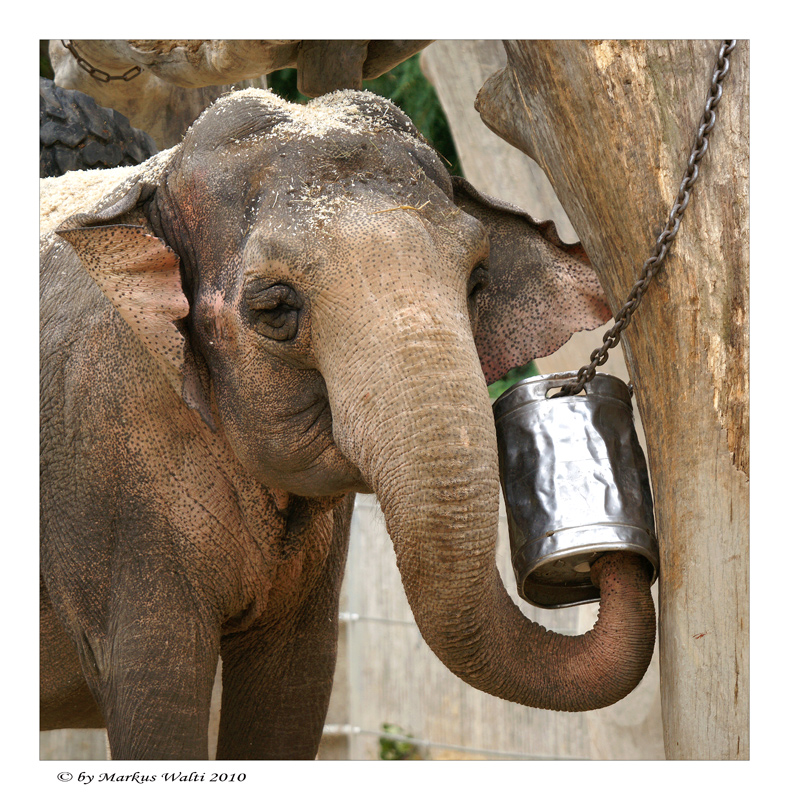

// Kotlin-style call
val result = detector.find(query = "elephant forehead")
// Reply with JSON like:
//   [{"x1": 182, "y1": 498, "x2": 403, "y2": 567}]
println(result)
[
  {"x1": 210, "y1": 87, "x2": 426, "y2": 142},
  {"x1": 182, "y1": 88, "x2": 432, "y2": 166},
  {"x1": 182, "y1": 88, "x2": 445, "y2": 191},
  {"x1": 231, "y1": 146, "x2": 457, "y2": 239},
  {"x1": 262, "y1": 179, "x2": 480, "y2": 263}
]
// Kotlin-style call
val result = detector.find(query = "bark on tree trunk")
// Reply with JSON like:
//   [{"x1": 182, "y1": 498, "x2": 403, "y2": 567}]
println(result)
[{"x1": 476, "y1": 39, "x2": 749, "y2": 760}]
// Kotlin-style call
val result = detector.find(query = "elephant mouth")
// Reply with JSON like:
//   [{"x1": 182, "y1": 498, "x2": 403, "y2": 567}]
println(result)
[{"x1": 291, "y1": 394, "x2": 371, "y2": 496}]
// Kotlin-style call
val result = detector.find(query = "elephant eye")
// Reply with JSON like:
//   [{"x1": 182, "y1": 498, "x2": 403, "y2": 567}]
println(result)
[
  {"x1": 468, "y1": 262, "x2": 490, "y2": 304},
  {"x1": 245, "y1": 282, "x2": 303, "y2": 341}
]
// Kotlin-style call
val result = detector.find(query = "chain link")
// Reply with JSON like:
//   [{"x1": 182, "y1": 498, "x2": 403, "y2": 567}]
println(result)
[
  {"x1": 61, "y1": 40, "x2": 143, "y2": 83},
  {"x1": 558, "y1": 40, "x2": 736, "y2": 397}
]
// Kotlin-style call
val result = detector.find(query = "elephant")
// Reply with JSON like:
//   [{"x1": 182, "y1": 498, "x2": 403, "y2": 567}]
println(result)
[{"x1": 40, "y1": 87, "x2": 656, "y2": 760}]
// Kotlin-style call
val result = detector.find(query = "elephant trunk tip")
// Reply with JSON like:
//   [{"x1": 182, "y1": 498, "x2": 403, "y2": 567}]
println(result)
[{"x1": 590, "y1": 551, "x2": 655, "y2": 592}]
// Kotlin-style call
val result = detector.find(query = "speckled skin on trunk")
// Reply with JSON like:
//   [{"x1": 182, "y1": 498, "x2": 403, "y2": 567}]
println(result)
[{"x1": 40, "y1": 88, "x2": 655, "y2": 759}]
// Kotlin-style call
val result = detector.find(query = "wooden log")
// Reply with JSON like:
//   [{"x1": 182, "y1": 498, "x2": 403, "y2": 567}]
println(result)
[
  {"x1": 49, "y1": 41, "x2": 267, "y2": 149},
  {"x1": 476, "y1": 40, "x2": 749, "y2": 759}
]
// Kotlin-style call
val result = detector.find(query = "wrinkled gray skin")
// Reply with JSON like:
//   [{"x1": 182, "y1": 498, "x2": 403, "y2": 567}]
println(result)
[{"x1": 40, "y1": 89, "x2": 655, "y2": 760}]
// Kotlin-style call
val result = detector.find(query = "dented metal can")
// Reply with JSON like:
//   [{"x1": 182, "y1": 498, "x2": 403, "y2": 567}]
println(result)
[{"x1": 493, "y1": 371, "x2": 659, "y2": 609}]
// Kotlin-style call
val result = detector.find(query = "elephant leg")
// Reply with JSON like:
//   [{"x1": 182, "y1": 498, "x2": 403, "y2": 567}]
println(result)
[
  {"x1": 216, "y1": 608, "x2": 341, "y2": 760},
  {"x1": 40, "y1": 576, "x2": 104, "y2": 730},
  {"x1": 216, "y1": 499, "x2": 352, "y2": 760},
  {"x1": 87, "y1": 567, "x2": 221, "y2": 760}
]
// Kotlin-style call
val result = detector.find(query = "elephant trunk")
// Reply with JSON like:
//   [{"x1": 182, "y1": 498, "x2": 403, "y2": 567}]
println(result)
[{"x1": 315, "y1": 261, "x2": 655, "y2": 712}]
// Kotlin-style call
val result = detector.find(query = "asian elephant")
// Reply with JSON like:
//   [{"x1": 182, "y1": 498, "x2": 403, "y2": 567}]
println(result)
[{"x1": 40, "y1": 88, "x2": 656, "y2": 760}]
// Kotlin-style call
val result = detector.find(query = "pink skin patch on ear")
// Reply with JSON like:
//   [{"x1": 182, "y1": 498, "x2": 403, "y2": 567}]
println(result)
[{"x1": 57, "y1": 225, "x2": 189, "y2": 396}]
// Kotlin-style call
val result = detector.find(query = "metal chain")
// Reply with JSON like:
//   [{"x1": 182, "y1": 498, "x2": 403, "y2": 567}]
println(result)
[
  {"x1": 61, "y1": 40, "x2": 143, "y2": 83},
  {"x1": 558, "y1": 40, "x2": 736, "y2": 397}
]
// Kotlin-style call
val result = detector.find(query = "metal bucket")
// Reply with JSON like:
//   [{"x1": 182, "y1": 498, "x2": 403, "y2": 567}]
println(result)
[{"x1": 493, "y1": 371, "x2": 659, "y2": 609}]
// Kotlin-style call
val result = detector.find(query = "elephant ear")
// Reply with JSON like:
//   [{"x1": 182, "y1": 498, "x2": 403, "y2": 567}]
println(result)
[
  {"x1": 56, "y1": 181, "x2": 216, "y2": 429},
  {"x1": 452, "y1": 176, "x2": 611, "y2": 385}
]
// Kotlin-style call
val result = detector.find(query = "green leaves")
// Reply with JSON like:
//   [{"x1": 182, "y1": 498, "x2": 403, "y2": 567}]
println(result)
[
  {"x1": 487, "y1": 361, "x2": 540, "y2": 400},
  {"x1": 378, "y1": 723, "x2": 421, "y2": 760}
]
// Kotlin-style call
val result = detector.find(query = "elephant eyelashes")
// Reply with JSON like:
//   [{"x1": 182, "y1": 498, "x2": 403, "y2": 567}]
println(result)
[{"x1": 245, "y1": 283, "x2": 303, "y2": 341}]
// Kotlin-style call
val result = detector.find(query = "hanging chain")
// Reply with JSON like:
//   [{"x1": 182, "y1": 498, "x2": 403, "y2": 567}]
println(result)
[
  {"x1": 558, "y1": 40, "x2": 736, "y2": 397},
  {"x1": 61, "y1": 40, "x2": 143, "y2": 83}
]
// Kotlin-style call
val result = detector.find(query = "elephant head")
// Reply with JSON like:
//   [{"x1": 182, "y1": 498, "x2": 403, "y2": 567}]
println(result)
[{"x1": 57, "y1": 88, "x2": 655, "y2": 711}]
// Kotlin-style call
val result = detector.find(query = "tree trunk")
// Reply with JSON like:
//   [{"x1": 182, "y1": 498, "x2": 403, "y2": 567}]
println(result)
[{"x1": 476, "y1": 40, "x2": 749, "y2": 759}]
